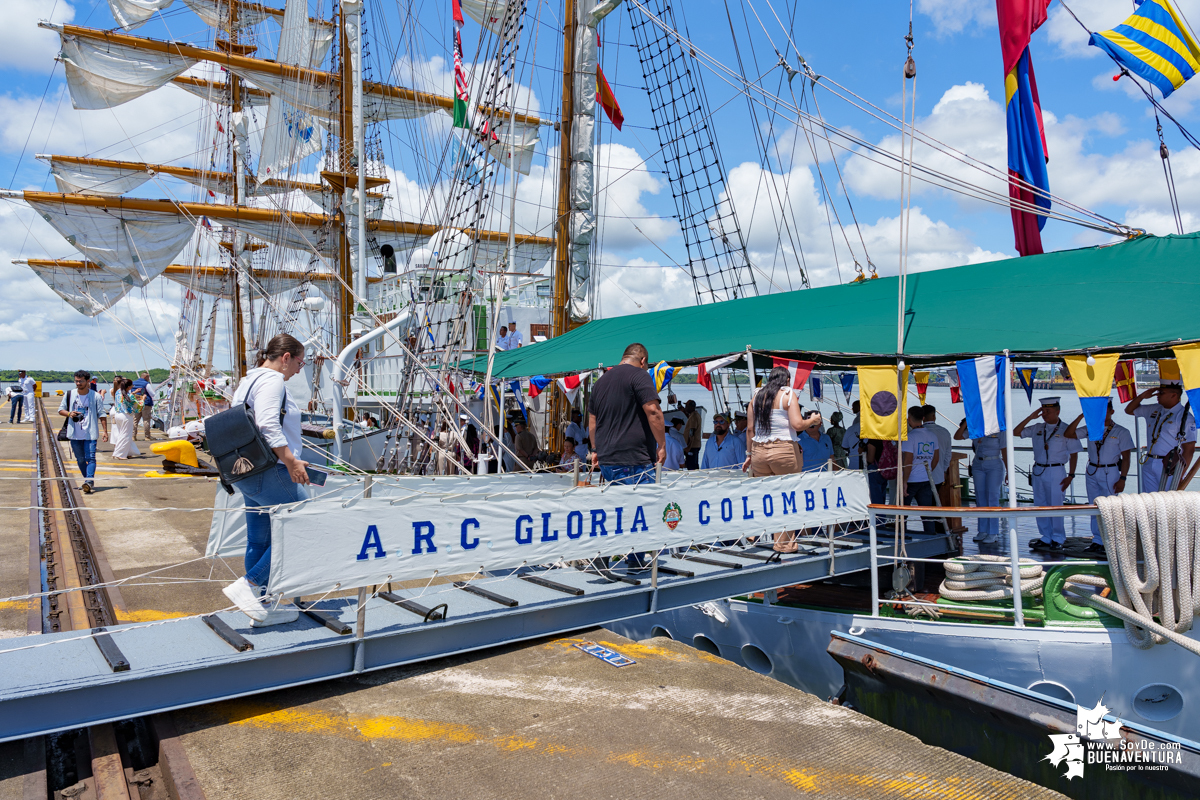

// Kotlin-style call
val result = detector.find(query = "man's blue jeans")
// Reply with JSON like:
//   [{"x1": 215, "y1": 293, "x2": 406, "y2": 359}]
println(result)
[
  {"x1": 236, "y1": 464, "x2": 305, "y2": 587},
  {"x1": 9, "y1": 396, "x2": 23, "y2": 423},
  {"x1": 69, "y1": 439, "x2": 97, "y2": 486},
  {"x1": 600, "y1": 464, "x2": 655, "y2": 567}
]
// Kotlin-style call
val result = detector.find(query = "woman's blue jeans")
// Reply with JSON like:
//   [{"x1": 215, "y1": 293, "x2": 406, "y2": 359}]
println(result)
[{"x1": 235, "y1": 463, "x2": 304, "y2": 587}]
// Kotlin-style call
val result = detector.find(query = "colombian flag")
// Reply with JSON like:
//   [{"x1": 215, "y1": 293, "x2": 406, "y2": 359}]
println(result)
[
  {"x1": 1064, "y1": 353, "x2": 1120, "y2": 439},
  {"x1": 1091, "y1": 0, "x2": 1200, "y2": 99},
  {"x1": 997, "y1": 0, "x2": 1052, "y2": 256}
]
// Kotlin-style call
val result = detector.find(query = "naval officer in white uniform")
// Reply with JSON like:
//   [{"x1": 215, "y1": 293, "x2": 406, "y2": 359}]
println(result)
[
  {"x1": 1064, "y1": 400, "x2": 1133, "y2": 555},
  {"x1": 1125, "y1": 380, "x2": 1196, "y2": 492},
  {"x1": 1014, "y1": 397, "x2": 1081, "y2": 551},
  {"x1": 955, "y1": 420, "x2": 1007, "y2": 544}
]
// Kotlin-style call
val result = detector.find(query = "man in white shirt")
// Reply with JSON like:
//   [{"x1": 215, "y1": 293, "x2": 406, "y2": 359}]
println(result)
[
  {"x1": 1065, "y1": 401, "x2": 1134, "y2": 554},
  {"x1": 901, "y1": 406, "x2": 940, "y2": 535},
  {"x1": 20, "y1": 371, "x2": 35, "y2": 423},
  {"x1": 506, "y1": 325, "x2": 524, "y2": 349},
  {"x1": 1126, "y1": 380, "x2": 1196, "y2": 492},
  {"x1": 731, "y1": 411, "x2": 748, "y2": 446},
  {"x1": 495, "y1": 325, "x2": 510, "y2": 352},
  {"x1": 565, "y1": 409, "x2": 585, "y2": 449},
  {"x1": 922, "y1": 405, "x2": 955, "y2": 531},
  {"x1": 667, "y1": 417, "x2": 687, "y2": 449},
  {"x1": 1014, "y1": 397, "x2": 1082, "y2": 551},
  {"x1": 662, "y1": 417, "x2": 685, "y2": 470}
]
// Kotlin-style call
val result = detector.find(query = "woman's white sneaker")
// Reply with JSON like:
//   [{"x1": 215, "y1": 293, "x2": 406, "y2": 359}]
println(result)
[{"x1": 222, "y1": 577, "x2": 268, "y2": 621}]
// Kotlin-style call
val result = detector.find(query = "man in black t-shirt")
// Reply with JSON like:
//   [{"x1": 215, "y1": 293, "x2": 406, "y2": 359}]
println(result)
[{"x1": 588, "y1": 342, "x2": 666, "y2": 485}]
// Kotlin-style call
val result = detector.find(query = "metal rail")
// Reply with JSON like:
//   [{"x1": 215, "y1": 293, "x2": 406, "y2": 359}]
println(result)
[{"x1": 29, "y1": 398, "x2": 204, "y2": 799}]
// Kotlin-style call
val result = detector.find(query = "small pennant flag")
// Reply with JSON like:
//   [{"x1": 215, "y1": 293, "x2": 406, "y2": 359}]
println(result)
[
  {"x1": 453, "y1": 29, "x2": 469, "y2": 128},
  {"x1": 509, "y1": 380, "x2": 528, "y2": 419},
  {"x1": 1115, "y1": 359, "x2": 1137, "y2": 403},
  {"x1": 773, "y1": 357, "x2": 814, "y2": 391},
  {"x1": 915, "y1": 371, "x2": 929, "y2": 404},
  {"x1": 1017, "y1": 367, "x2": 1036, "y2": 403},
  {"x1": 839, "y1": 372, "x2": 855, "y2": 402},
  {"x1": 1172, "y1": 344, "x2": 1200, "y2": 428},
  {"x1": 1065, "y1": 353, "x2": 1120, "y2": 440},
  {"x1": 858, "y1": 365, "x2": 910, "y2": 441},
  {"x1": 947, "y1": 368, "x2": 961, "y2": 404},
  {"x1": 651, "y1": 361, "x2": 675, "y2": 393},
  {"x1": 697, "y1": 354, "x2": 739, "y2": 391},
  {"x1": 558, "y1": 372, "x2": 588, "y2": 404},
  {"x1": 957, "y1": 356, "x2": 1008, "y2": 439},
  {"x1": 597, "y1": 65, "x2": 624, "y2": 131},
  {"x1": 810, "y1": 375, "x2": 823, "y2": 400},
  {"x1": 527, "y1": 375, "x2": 552, "y2": 398}
]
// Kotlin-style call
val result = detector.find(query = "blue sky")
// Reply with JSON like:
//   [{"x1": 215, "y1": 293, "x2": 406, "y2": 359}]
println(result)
[{"x1": 1, "y1": 0, "x2": 1198, "y2": 370}]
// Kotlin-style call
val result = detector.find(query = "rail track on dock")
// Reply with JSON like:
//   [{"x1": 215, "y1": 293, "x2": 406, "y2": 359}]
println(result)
[{"x1": 26, "y1": 397, "x2": 203, "y2": 800}]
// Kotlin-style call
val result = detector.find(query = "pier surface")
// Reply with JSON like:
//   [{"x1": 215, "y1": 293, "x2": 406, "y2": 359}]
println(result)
[{"x1": 0, "y1": 413, "x2": 1064, "y2": 799}]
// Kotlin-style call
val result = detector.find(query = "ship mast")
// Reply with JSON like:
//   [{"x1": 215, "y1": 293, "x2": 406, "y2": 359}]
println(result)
[{"x1": 225, "y1": 0, "x2": 250, "y2": 378}]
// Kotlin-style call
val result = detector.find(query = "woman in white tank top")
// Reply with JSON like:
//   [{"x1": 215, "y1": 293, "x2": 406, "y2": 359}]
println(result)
[{"x1": 743, "y1": 366, "x2": 823, "y2": 552}]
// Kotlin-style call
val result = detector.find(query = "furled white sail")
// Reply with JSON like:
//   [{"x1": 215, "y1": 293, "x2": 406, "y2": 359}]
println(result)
[
  {"x1": 181, "y1": 0, "x2": 277, "y2": 30},
  {"x1": 60, "y1": 33, "x2": 197, "y2": 109},
  {"x1": 461, "y1": 0, "x2": 515, "y2": 38},
  {"x1": 162, "y1": 269, "x2": 328, "y2": 298},
  {"x1": 215, "y1": 216, "x2": 336, "y2": 256},
  {"x1": 40, "y1": 156, "x2": 154, "y2": 196},
  {"x1": 27, "y1": 200, "x2": 197, "y2": 286},
  {"x1": 172, "y1": 76, "x2": 270, "y2": 107},
  {"x1": 107, "y1": 0, "x2": 173, "y2": 31},
  {"x1": 26, "y1": 262, "x2": 134, "y2": 316},
  {"x1": 257, "y1": 0, "x2": 326, "y2": 184}
]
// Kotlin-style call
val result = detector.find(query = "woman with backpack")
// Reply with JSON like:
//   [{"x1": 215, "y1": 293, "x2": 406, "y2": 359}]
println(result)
[
  {"x1": 219, "y1": 334, "x2": 310, "y2": 626},
  {"x1": 742, "y1": 366, "x2": 823, "y2": 552}
]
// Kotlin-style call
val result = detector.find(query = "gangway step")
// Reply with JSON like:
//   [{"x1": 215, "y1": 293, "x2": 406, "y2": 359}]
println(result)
[{"x1": 0, "y1": 531, "x2": 954, "y2": 742}]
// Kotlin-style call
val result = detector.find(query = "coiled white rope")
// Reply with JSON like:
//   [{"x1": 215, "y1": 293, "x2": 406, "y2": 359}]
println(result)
[
  {"x1": 938, "y1": 555, "x2": 1044, "y2": 601},
  {"x1": 1097, "y1": 492, "x2": 1200, "y2": 651}
]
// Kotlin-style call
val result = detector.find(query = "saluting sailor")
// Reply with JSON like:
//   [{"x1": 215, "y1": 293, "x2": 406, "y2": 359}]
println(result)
[
  {"x1": 954, "y1": 420, "x2": 1007, "y2": 544},
  {"x1": 1014, "y1": 397, "x2": 1081, "y2": 551},
  {"x1": 1125, "y1": 379, "x2": 1196, "y2": 492},
  {"x1": 1064, "y1": 400, "x2": 1133, "y2": 556}
]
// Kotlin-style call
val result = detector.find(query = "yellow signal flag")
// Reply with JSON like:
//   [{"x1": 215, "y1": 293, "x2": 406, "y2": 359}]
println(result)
[
  {"x1": 1159, "y1": 358, "x2": 1182, "y2": 383},
  {"x1": 858, "y1": 365, "x2": 910, "y2": 441}
]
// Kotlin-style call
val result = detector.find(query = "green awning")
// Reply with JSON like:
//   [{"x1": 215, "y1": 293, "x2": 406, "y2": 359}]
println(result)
[{"x1": 466, "y1": 233, "x2": 1200, "y2": 378}]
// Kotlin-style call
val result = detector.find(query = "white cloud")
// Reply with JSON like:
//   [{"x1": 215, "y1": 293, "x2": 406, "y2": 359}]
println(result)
[
  {"x1": 917, "y1": 0, "x2": 994, "y2": 36},
  {"x1": 0, "y1": 0, "x2": 75, "y2": 72},
  {"x1": 595, "y1": 255, "x2": 694, "y2": 317}
]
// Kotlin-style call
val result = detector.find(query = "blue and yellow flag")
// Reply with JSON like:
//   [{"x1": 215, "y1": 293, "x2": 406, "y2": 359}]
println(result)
[
  {"x1": 1017, "y1": 367, "x2": 1037, "y2": 403},
  {"x1": 1172, "y1": 344, "x2": 1200, "y2": 427},
  {"x1": 1064, "y1": 354, "x2": 1120, "y2": 439},
  {"x1": 651, "y1": 361, "x2": 675, "y2": 393},
  {"x1": 1091, "y1": 0, "x2": 1200, "y2": 98}
]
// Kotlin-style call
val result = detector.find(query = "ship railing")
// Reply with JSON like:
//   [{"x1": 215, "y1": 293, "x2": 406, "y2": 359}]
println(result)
[{"x1": 866, "y1": 503, "x2": 1104, "y2": 628}]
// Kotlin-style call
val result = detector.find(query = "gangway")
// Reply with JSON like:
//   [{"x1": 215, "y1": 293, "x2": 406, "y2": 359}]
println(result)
[{"x1": 0, "y1": 528, "x2": 953, "y2": 742}]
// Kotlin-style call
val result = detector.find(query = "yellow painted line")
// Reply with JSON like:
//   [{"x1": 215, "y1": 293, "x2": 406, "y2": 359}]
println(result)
[
  {"x1": 206, "y1": 702, "x2": 1032, "y2": 798},
  {"x1": 117, "y1": 609, "x2": 192, "y2": 623},
  {"x1": 0, "y1": 600, "x2": 31, "y2": 612},
  {"x1": 0, "y1": 467, "x2": 145, "y2": 476}
]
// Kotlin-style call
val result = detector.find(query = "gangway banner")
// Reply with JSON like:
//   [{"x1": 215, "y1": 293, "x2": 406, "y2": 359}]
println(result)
[{"x1": 267, "y1": 471, "x2": 869, "y2": 597}]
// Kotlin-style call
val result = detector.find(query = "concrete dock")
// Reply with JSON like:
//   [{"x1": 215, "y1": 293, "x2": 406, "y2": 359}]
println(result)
[{"x1": 0, "y1": 415, "x2": 1065, "y2": 799}]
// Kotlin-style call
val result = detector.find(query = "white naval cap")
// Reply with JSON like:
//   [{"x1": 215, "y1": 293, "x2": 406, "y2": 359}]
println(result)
[
  {"x1": 1039, "y1": 396, "x2": 1061, "y2": 406},
  {"x1": 1160, "y1": 379, "x2": 1184, "y2": 387}
]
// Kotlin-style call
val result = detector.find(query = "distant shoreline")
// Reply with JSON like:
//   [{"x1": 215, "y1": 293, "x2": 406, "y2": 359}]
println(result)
[{"x1": 0, "y1": 369, "x2": 171, "y2": 383}]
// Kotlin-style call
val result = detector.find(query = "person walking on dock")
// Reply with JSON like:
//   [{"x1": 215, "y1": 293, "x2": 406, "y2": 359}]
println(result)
[
  {"x1": 20, "y1": 370, "x2": 35, "y2": 423},
  {"x1": 58, "y1": 370, "x2": 109, "y2": 494},
  {"x1": 9, "y1": 370, "x2": 30, "y2": 424},
  {"x1": 1065, "y1": 401, "x2": 1132, "y2": 556},
  {"x1": 1125, "y1": 380, "x2": 1196, "y2": 492},
  {"x1": 1015, "y1": 397, "x2": 1081, "y2": 552},
  {"x1": 219, "y1": 334, "x2": 309, "y2": 626},
  {"x1": 109, "y1": 377, "x2": 141, "y2": 460},
  {"x1": 132, "y1": 371, "x2": 154, "y2": 441},
  {"x1": 588, "y1": 343, "x2": 666, "y2": 566}
]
